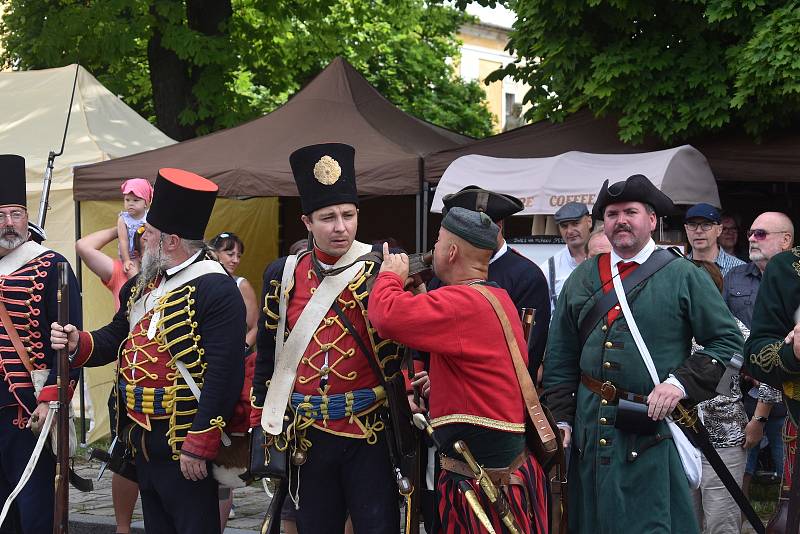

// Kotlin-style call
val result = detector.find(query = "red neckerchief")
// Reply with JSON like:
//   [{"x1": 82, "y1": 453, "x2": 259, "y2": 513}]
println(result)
[{"x1": 598, "y1": 252, "x2": 639, "y2": 326}]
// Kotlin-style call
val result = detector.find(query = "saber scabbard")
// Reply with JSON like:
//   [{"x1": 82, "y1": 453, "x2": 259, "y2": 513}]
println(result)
[
  {"x1": 454, "y1": 440, "x2": 523, "y2": 534},
  {"x1": 458, "y1": 480, "x2": 497, "y2": 534}
]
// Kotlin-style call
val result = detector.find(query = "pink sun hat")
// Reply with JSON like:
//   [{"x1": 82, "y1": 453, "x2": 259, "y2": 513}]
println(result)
[{"x1": 121, "y1": 178, "x2": 154, "y2": 205}]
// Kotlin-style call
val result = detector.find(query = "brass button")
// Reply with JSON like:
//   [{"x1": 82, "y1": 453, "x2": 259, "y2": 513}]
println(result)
[
  {"x1": 600, "y1": 417, "x2": 607, "y2": 424},
  {"x1": 599, "y1": 438, "x2": 607, "y2": 446},
  {"x1": 601, "y1": 325, "x2": 608, "y2": 332},
  {"x1": 603, "y1": 361, "x2": 612, "y2": 369},
  {"x1": 629, "y1": 451, "x2": 638, "y2": 460},
  {"x1": 604, "y1": 341, "x2": 613, "y2": 349},
  {"x1": 601, "y1": 399, "x2": 608, "y2": 406}
]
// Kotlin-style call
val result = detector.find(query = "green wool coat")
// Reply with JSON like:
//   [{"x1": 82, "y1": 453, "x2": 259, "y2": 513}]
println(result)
[
  {"x1": 744, "y1": 247, "x2": 800, "y2": 425},
  {"x1": 543, "y1": 253, "x2": 743, "y2": 534}
]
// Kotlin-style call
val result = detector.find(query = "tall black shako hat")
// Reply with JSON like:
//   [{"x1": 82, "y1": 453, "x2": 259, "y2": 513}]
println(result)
[
  {"x1": 0, "y1": 155, "x2": 28, "y2": 208},
  {"x1": 146, "y1": 168, "x2": 218, "y2": 240},
  {"x1": 592, "y1": 174, "x2": 677, "y2": 219},
  {"x1": 442, "y1": 185, "x2": 523, "y2": 222},
  {"x1": 290, "y1": 143, "x2": 358, "y2": 215}
]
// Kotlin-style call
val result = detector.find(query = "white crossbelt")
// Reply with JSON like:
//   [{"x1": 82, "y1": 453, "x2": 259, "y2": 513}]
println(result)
[
  {"x1": 175, "y1": 360, "x2": 232, "y2": 447},
  {"x1": 261, "y1": 241, "x2": 373, "y2": 435},
  {"x1": 0, "y1": 241, "x2": 48, "y2": 275},
  {"x1": 0, "y1": 403, "x2": 56, "y2": 528},
  {"x1": 610, "y1": 260, "x2": 702, "y2": 488}
]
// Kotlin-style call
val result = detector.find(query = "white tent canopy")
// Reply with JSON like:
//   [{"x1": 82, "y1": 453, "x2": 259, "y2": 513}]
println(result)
[
  {"x1": 0, "y1": 64, "x2": 175, "y2": 263},
  {"x1": 430, "y1": 145, "x2": 720, "y2": 216}
]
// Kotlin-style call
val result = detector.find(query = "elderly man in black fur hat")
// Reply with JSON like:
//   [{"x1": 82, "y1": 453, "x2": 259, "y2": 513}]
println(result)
[
  {"x1": 0, "y1": 154, "x2": 82, "y2": 533},
  {"x1": 543, "y1": 174, "x2": 743, "y2": 534},
  {"x1": 52, "y1": 168, "x2": 246, "y2": 534}
]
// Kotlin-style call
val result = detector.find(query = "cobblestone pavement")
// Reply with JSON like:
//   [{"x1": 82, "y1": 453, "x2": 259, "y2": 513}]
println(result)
[{"x1": 69, "y1": 457, "x2": 270, "y2": 533}]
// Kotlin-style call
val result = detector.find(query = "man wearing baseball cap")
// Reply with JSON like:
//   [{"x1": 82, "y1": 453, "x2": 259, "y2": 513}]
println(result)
[
  {"x1": 685, "y1": 203, "x2": 744, "y2": 277},
  {"x1": 540, "y1": 201, "x2": 592, "y2": 312}
]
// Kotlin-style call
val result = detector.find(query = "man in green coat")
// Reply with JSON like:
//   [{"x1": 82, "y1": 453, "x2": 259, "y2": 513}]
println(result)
[
  {"x1": 745, "y1": 246, "x2": 800, "y2": 426},
  {"x1": 543, "y1": 174, "x2": 743, "y2": 534}
]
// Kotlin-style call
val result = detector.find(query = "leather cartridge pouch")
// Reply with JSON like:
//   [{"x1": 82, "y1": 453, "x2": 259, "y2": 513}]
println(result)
[
  {"x1": 615, "y1": 396, "x2": 658, "y2": 436},
  {"x1": 250, "y1": 416, "x2": 290, "y2": 480}
]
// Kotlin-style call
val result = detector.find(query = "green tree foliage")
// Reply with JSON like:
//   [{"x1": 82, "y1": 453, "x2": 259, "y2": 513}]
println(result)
[
  {"x1": 1, "y1": 0, "x2": 494, "y2": 139},
  {"x1": 461, "y1": 0, "x2": 800, "y2": 143}
]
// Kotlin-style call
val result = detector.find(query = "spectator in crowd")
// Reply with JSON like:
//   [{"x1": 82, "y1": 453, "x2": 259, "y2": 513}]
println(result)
[
  {"x1": 288, "y1": 238, "x2": 309, "y2": 256},
  {"x1": 691, "y1": 260, "x2": 749, "y2": 534},
  {"x1": 541, "y1": 202, "x2": 591, "y2": 312},
  {"x1": 685, "y1": 203, "x2": 745, "y2": 277},
  {"x1": 75, "y1": 225, "x2": 143, "y2": 534},
  {"x1": 585, "y1": 225, "x2": 611, "y2": 259},
  {"x1": 718, "y1": 212, "x2": 746, "y2": 260},
  {"x1": 208, "y1": 232, "x2": 259, "y2": 529},
  {"x1": 722, "y1": 211, "x2": 795, "y2": 496}
]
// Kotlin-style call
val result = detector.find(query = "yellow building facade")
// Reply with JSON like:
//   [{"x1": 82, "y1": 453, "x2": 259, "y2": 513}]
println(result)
[{"x1": 457, "y1": 5, "x2": 530, "y2": 133}]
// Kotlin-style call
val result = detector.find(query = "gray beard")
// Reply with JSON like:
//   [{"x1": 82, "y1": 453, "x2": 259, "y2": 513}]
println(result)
[
  {"x1": 135, "y1": 246, "x2": 170, "y2": 296},
  {"x1": 0, "y1": 232, "x2": 26, "y2": 250}
]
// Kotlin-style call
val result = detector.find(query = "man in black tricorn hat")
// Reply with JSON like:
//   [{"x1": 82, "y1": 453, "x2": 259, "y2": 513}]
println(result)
[
  {"x1": 543, "y1": 174, "x2": 743, "y2": 534},
  {"x1": 0, "y1": 154, "x2": 82, "y2": 533},
  {"x1": 250, "y1": 143, "x2": 408, "y2": 533},
  {"x1": 429, "y1": 186, "x2": 550, "y2": 375},
  {"x1": 51, "y1": 168, "x2": 246, "y2": 534}
]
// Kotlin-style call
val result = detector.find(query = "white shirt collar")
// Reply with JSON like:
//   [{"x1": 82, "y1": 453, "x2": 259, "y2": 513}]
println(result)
[
  {"x1": 490, "y1": 242, "x2": 508, "y2": 265},
  {"x1": 610, "y1": 238, "x2": 656, "y2": 267},
  {"x1": 166, "y1": 250, "x2": 203, "y2": 277}
]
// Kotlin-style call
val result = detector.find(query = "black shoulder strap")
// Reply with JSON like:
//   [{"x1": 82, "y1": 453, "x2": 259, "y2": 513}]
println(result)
[{"x1": 577, "y1": 248, "x2": 680, "y2": 346}]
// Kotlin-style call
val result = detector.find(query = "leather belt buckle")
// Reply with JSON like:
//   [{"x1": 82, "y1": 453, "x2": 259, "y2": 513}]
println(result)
[{"x1": 600, "y1": 381, "x2": 617, "y2": 402}]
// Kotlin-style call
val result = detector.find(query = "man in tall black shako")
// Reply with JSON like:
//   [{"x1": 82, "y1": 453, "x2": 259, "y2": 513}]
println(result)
[
  {"x1": 429, "y1": 186, "x2": 550, "y2": 374},
  {"x1": 0, "y1": 154, "x2": 81, "y2": 533},
  {"x1": 51, "y1": 168, "x2": 246, "y2": 534},
  {"x1": 250, "y1": 143, "x2": 406, "y2": 533}
]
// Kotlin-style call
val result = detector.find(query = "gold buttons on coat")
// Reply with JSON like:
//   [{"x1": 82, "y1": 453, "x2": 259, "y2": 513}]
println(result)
[
  {"x1": 599, "y1": 418, "x2": 607, "y2": 425},
  {"x1": 603, "y1": 361, "x2": 612, "y2": 369},
  {"x1": 601, "y1": 399, "x2": 608, "y2": 406},
  {"x1": 604, "y1": 341, "x2": 613, "y2": 349},
  {"x1": 599, "y1": 439, "x2": 607, "y2": 446},
  {"x1": 601, "y1": 325, "x2": 608, "y2": 332}
]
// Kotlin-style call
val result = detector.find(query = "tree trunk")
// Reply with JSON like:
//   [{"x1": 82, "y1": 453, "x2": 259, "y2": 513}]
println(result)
[{"x1": 147, "y1": 0, "x2": 232, "y2": 141}]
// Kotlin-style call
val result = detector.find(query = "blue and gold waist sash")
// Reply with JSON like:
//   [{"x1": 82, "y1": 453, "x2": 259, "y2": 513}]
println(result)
[
  {"x1": 119, "y1": 379, "x2": 175, "y2": 416},
  {"x1": 290, "y1": 386, "x2": 385, "y2": 421}
]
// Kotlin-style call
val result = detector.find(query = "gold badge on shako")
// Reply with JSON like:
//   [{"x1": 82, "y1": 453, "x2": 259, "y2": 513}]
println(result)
[{"x1": 313, "y1": 155, "x2": 342, "y2": 185}]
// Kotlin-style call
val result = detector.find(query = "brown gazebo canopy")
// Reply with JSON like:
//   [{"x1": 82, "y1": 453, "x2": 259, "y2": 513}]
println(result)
[{"x1": 73, "y1": 57, "x2": 471, "y2": 200}]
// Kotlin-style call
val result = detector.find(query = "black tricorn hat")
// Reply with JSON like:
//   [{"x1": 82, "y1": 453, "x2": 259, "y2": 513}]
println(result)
[
  {"x1": 0, "y1": 154, "x2": 27, "y2": 208},
  {"x1": 442, "y1": 185, "x2": 523, "y2": 222},
  {"x1": 290, "y1": 143, "x2": 358, "y2": 215},
  {"x1": 146, "y1": 168, "x2": 218, "y2": 240},
  {"x1": 592, "y1": 174, "x2": 677, "y2": 219}
]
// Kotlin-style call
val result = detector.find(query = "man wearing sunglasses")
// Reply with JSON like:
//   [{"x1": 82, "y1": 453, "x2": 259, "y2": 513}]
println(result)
[
  {"x1": 723, "y1": 212, "x2": 794, "y2": 496},
  {"x1": 685, "y1": 203, "x2": 745, "y2": 277}
]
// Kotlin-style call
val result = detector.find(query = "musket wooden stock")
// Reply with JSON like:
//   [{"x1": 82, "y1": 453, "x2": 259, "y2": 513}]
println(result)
[{"x1": 53, "y1": 262, "x2": 70, "y2": 534}]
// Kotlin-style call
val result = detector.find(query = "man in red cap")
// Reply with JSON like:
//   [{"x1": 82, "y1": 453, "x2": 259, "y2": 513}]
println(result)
[
  {"x1": 250, "y1": 143, "x2": 409, "y2": 534},
  {"x1": 51, "y1": 168, "x2": 245, "y2": 534},
  {"x1": 0, "y1": 154, "x2": 82, "y2": 533}
]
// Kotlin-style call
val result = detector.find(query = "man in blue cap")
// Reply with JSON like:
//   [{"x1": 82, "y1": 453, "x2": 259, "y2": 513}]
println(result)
[{"x1": 685, "y1": 203, "x2": 744, "y2": 277}]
